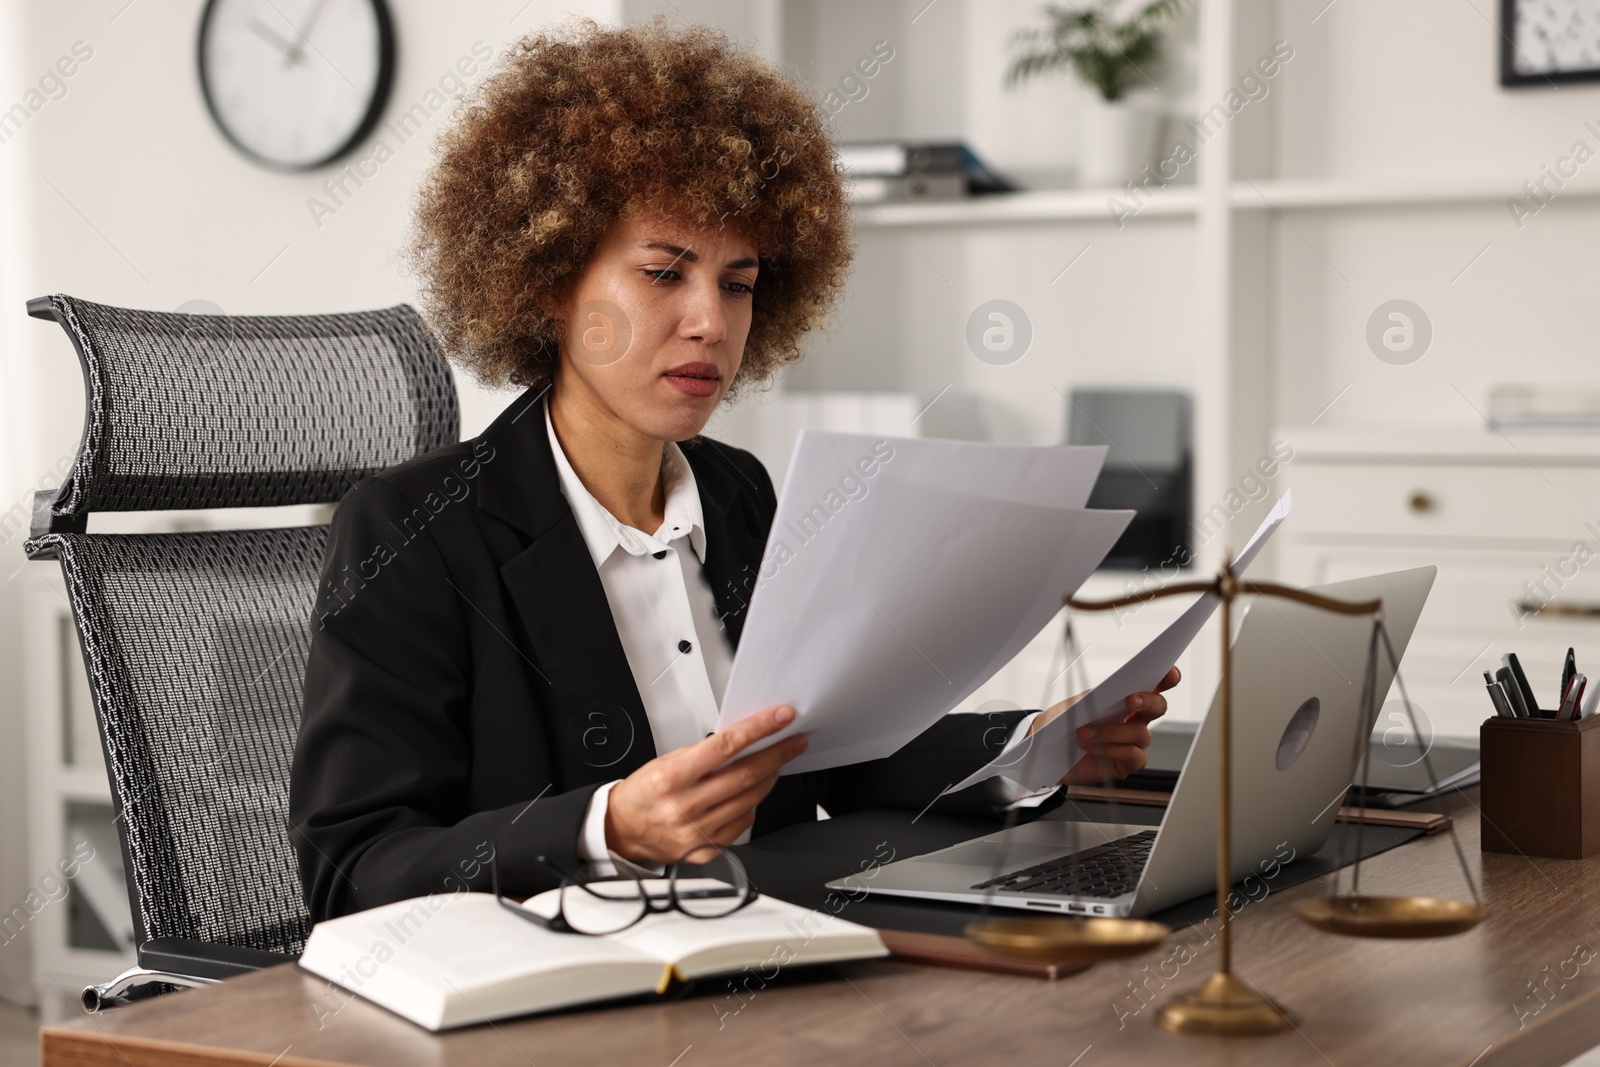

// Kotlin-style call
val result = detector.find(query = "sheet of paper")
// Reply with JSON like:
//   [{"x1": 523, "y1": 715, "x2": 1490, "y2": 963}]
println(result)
[
  {"x1": 765, "y1": 431, "x2": 1111, "y2": 512},
  {"x1": 715, "y1": 431, "x2": 1129, "y2": 774},
  {"x1": 944, "y1": 492, "x2": 1293, "y2": 794}
]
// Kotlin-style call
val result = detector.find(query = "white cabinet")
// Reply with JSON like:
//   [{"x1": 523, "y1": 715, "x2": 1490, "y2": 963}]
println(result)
[{"x1": 1276, "y1": 427, "x2": 1600, "y2": 739}]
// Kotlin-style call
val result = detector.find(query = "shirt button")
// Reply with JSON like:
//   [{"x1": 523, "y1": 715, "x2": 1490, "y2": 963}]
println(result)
[
  {"x1": 653, "y1": 550, "x2": 667, "y2": 560},
  {"x1": 678, "y1": 639, "x2": 693, "y2": 654}
]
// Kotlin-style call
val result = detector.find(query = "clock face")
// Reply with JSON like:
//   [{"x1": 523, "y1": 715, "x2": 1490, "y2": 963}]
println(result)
[{"x1": 198, "y1": 0, "x2": 394, "y2": 170}]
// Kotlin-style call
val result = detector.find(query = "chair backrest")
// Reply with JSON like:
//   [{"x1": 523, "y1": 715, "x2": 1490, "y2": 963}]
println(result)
[{"x1": 23, "y1": 294, "x2": 458, "y2": 956}]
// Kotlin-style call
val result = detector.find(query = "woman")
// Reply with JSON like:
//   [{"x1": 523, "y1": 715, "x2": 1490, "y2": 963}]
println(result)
[{"x1": 289, "y1": 18, "x2": 1177, "y2": 921}]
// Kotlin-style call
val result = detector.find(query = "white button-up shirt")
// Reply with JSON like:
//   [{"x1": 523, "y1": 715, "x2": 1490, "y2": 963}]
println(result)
[
  {"x1": 545, "y1": 400, "x2": 741, "y2": 876},
  {"x1": 544, "y1": 399, "x2": 1054, "y2": 876}
]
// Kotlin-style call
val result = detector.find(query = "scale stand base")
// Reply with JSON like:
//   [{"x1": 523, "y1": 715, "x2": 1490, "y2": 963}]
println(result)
[{"x1": 1154, "y1": 971, "x2": 1293, "y2": 1035}]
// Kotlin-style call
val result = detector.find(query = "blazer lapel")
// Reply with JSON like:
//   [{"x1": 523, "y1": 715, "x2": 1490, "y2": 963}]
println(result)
[
  {"x1": 476, "y1": 390, "x2": 658, "y2": 787},
  {"x1": 684, "y1": 446, "x2": 770, "y2": 651},
  {"x1": 472, "y1": 389, "x2": 777, "y2": 789},
  {"x1": 680, "y1": 443, "x2": 818, "y2": 838}
]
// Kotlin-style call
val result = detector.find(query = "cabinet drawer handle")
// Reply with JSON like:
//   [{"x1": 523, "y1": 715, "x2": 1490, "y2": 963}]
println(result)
[
  {"x1": 1515, "y1": 601, "x2": 1600, "y2": 619},
  {"x1": 1407, "y1": 491, "x2": 1434, "y2": 514}
]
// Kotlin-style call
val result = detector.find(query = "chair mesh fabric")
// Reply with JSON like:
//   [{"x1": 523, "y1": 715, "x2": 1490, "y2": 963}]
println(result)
[
  {"x1": 38, "y1": 293, "x2": 458, "y2": 518},
  {"x1": 32, "y1": 526, "x2": 327, "y2": 955},
  {"x1": 21, "y1": 293, "x2": 461, "y2": 964}
]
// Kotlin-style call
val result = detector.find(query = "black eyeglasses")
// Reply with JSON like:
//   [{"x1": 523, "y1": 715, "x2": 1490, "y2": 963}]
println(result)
[{"x1": 489, "y1": 843, "x2": 759, "y2": 936}]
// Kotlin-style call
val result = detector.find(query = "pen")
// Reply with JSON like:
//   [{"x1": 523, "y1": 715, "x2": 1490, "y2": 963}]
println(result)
[
  {"x1": 1503, "y1": 653, "x2": 1541, "y2": 719},
  {"x1": 1497, "y1": 666, "x2": 1530, "y2": 718},
  {"x1": 1584, "y1": 681, "x2": 1600, "y2": 719},
  {"x1": 1558, "y1": 673, "x2": 1586, "y2": 721},
  {"x1": 1485, "y1": 671, "x2": 1516, "y2": 718}
]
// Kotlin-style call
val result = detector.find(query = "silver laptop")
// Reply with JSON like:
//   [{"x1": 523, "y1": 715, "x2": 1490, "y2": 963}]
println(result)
[{"x1": 826, "y1": 566, "x2": 1437, "y2": 918}]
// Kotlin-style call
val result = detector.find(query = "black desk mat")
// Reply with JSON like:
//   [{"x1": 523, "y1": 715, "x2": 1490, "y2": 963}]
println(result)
[{"x1": 734, "y1": 801, "x2": 1423, "y2": 938}]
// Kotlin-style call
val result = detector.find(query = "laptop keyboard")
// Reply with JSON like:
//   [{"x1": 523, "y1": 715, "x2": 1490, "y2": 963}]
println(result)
[{"x1": 969, "y1": 829, "x2": 1157, "y2": 898}]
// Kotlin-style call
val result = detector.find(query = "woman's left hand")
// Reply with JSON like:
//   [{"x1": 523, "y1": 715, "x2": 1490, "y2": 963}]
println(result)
[{"x1": 1027, "y1": 666, "x2": 1180, "y2": 786}]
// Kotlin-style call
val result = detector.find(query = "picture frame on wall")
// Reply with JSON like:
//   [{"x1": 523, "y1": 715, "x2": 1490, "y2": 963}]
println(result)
[{"x1": 1501, "y1": 0, "x2": 1600, "y2": 86}]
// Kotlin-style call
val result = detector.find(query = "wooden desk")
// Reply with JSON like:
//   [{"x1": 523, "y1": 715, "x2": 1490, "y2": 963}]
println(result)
[{"x1": 42, "y1": 789, "x2": 1600, "y2": 1067}]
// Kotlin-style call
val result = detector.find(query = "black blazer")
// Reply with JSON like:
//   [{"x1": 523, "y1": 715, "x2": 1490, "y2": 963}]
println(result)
[{"x1": 290, "y1": 387, "x2": 1058, "y2": 921}]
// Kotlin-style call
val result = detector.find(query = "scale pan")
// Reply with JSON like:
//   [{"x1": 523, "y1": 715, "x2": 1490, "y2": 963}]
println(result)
[
  {"x1": 1296, "y1": 895, "x2": 1484, "y2": 938},
  {"x1": 965, "y1": 916, "x2": 1169, "y2": 961}
]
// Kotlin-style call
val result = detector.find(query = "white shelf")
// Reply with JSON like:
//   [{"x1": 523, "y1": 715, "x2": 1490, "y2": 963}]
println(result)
[
  {"x1": 57, "y1": 766, "x2": 111, "y2": 805},
  {"x1": 844, "y1": 173, "x2": 1600, "y2": 227},
  {"x1": 850, "y1": 185, "x2": 1199, "y2": 227},
  {"x1": 1232, "y1": 176, "x2": 1600, "y2": 211}
]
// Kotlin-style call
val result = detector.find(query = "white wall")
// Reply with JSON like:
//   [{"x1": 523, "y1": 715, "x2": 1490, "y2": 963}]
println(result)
[
  {"x1": 0, "y1": 0, "x2": 36, "y2": 1008},
  {"x1": 0, "y1": 0, "x2": 620, "y2": 1006},
  {"x1": 1259, "y1": 0, "x2": 1600, "y2": 431}
]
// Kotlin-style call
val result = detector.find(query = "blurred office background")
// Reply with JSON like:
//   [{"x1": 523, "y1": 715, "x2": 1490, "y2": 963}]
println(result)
[{"x1": 2, "y1": 0, "x2": 1599, "y2": 1055}]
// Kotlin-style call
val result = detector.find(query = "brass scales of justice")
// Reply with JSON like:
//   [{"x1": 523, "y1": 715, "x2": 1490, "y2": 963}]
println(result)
[{"x1": 961, "y1": 554, "x2": 1486, "y2": 1036}]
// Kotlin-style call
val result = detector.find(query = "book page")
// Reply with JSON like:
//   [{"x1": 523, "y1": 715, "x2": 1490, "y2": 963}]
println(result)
[
  {"x1": 300, "y1": 892, "x2": 663, "y2": 1028},
  {"x1": 559, "y1": 886, "x2": 886, "y2": 979},
  {"x1": 378, "y1": 894, "x2": 651, "y2": 987}
]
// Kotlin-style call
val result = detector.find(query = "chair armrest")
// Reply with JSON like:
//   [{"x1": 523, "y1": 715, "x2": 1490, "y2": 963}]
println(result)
[{"x1": 137, "y1": 937, "x2": 297, "y2": 981}]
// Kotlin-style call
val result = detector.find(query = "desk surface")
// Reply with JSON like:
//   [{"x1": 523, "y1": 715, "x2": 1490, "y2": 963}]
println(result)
[{"x1": 42, "y1": 789, "x2": 1600, "y2": 1067}]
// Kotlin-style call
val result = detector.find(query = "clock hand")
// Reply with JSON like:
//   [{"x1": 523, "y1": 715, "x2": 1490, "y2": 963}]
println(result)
[
  {"x1": 246, "y1": 17, "x2": 296, "y2": 57},
  {"x1": 282, "y1": 0, "x2": 331, "y2": 68}
]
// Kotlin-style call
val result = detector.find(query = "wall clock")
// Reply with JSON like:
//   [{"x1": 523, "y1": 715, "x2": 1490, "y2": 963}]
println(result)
[
  {"x1": 198, "y1": 0, "x2": 396, "y2": 170},
  {"x1": 1501, "y1": 0, "x2": 1600, "y2": 87}
]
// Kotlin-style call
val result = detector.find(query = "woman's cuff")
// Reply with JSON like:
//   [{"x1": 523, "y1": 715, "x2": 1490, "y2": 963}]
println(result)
[
  {"x1": 577, "y1": 780, "x2": 665, "y2": 878},
  {"x1": 577, "y1": 780, "x2": 620, "y2": 869}
]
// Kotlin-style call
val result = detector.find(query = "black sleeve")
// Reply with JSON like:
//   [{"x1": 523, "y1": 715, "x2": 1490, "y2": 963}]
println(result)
[
  {"x1": 289, "y1": 476, "x2": 596, "y2": 921},
  {"x1": 819, "y1": 708, "x2": 1064, "y2": 822}
]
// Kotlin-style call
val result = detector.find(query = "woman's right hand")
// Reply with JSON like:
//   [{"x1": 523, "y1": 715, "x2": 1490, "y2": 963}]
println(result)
[{"x1": 603, "y1": 704, "x2": 808, "y2": 867}]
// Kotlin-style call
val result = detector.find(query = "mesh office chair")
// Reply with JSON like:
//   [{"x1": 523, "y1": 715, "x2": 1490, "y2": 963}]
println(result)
[{"x1": 21, "y1": 294, "x2": 458, "y2": 1010}]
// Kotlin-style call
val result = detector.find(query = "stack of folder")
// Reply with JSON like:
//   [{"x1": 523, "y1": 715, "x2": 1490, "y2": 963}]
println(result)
[{"x1": 837, "y1": 141, "x2": 1019, "y2": 203}]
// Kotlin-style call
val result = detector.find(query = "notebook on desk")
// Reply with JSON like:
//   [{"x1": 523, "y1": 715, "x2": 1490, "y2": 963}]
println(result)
[{"x1": 297, "y1": 885, "x2": 886, "y2": 1031}]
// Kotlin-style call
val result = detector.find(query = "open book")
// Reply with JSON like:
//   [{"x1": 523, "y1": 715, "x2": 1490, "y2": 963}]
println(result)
[{"x1": 297, "y1": 882, "x2": 887, "y2": 1031}]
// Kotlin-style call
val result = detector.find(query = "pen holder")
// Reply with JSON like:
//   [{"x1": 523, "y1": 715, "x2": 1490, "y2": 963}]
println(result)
[{"x1": 1479, "y1": 713, "x2": 1600, "y2": 859}]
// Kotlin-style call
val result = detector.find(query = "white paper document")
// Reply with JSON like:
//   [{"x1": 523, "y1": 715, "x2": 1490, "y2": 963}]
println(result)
[
  {"x1": 714, "y1": 431, "x2": 1129, "y2": 774},
  {"x1": 944, "y1": 492, "x2": 1293, "y2": 794}
]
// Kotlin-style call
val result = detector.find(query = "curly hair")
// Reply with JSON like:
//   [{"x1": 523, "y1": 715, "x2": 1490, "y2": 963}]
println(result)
[{"x1": 405, "y1": 17, "x2": 855, "y2": 399}]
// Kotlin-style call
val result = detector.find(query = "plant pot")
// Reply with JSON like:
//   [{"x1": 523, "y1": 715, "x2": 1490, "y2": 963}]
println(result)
[{"x1": 1076, "y1": 97, "x2": 1162, "y2": 188}]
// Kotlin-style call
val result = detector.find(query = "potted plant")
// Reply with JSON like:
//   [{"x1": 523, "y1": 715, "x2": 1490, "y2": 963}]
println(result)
[{"x1": 1004, "y1": 0, "x2": 1182, "y2": 187}]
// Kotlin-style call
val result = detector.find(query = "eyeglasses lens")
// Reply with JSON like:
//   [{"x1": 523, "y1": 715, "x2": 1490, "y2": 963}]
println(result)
[
  {"x1": 674, "y1": 848, "x2": 750, "y2": 918},
  {"x1": 561, "y1": 870, "x2": 648, "y2": 934}
]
